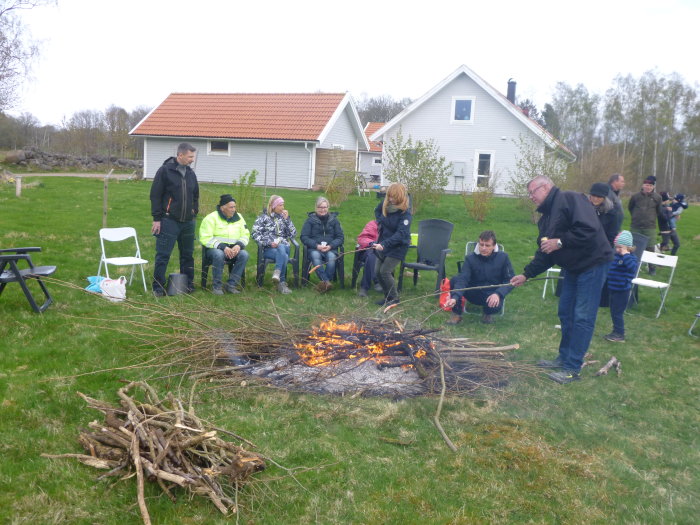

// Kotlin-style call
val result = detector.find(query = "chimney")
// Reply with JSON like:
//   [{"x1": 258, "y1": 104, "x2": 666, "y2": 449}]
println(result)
[{"x1": 507, "y1": 78, "x2": 516, "y2": 103}]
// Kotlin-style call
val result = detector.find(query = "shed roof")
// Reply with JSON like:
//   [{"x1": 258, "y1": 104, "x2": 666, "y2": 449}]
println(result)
[
  {"x1": 130, "y1": 92, "x2": 351, "y2": 142},
  {"x1": 364, "y1": 122, "x2": 384, "y2": 152}
]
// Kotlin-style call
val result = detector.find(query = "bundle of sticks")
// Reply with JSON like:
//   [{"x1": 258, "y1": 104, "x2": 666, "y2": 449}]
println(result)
[{"x1": 43, "y1": 381, "x2": 265, "y2": 523}]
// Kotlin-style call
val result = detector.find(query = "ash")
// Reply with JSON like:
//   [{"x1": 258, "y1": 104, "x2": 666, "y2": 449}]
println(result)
[{"x1": 231, "y1": 352, "x2": 427, "y2": 397}]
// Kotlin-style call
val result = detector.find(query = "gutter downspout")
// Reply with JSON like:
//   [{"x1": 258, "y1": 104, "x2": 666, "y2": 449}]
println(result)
[{"x1": 305, "y1": 142, "x2": 315, "y2": 189}]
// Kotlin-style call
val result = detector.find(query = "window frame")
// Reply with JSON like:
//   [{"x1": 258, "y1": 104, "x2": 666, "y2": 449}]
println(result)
[
  {"x1": 474, "y1": 150, "x2": 495, "y2": 188},
  {"x1": 208, "y1": 140, "x2": 230, "y2": 156},
  {"x1": 451, "y1": 96, "x2": 476, "y2": 124}
]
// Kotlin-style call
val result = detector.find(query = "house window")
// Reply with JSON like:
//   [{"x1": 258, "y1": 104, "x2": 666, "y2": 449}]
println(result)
[
  {"x1": 372, "y1": 157, "x2": 382, "y2": 165},
  {"x1": 451, "y1": 96, "x2": 475, "y2": 124},
  {"x1": 208, "y1": 140, "x2": 229, "y2": 155},
  {"x1": 475, "y1": 151, "x2": 494, "y2": 188}
]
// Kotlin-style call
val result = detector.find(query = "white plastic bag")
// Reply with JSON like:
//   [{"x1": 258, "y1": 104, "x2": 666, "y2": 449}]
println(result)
[{"x1": 99, "y1": 276, "x2": 127, "y2": 302}]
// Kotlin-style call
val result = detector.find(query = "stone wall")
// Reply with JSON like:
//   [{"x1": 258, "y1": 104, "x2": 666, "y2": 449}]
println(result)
[{"x1": 4, "y1": 148, "x2": 143, "y2": 174}]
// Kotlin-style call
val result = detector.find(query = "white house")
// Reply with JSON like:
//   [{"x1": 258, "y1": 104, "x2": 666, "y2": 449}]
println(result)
[
  {"x1": 130, "y1": 93, "x2": 369, "y2": 190},
  {"x1": 370, "y1": 65, "x2": 575, "y2": 195}
]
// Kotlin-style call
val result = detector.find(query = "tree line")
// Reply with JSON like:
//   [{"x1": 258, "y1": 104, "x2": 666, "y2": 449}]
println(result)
[{"x1": 0, "y1": 105, "x2": 150, "y2": 160}]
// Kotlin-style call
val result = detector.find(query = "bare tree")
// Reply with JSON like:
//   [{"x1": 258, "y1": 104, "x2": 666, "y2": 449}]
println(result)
[
  {"x1": 0, "y1": 1, "x2": 54, "y2": 110},
  {"x1": 355, "y1": 94, "x2": 410, "y2": 126}
]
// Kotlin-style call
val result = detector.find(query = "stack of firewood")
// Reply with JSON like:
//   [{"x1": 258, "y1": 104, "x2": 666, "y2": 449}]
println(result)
[{"x1": 43, "y1": 381, "x2": 265, "y2": 523}]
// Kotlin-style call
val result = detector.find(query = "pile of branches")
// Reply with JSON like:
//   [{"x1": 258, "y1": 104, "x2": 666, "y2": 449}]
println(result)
[{"x1": 43, "y1": 381, "x2": 265, "y2": 523}]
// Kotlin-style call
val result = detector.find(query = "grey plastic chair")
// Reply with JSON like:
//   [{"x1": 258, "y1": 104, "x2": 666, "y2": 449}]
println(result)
[{"x1": 397, "y1": 219, "x2": 453, "y2": 292}]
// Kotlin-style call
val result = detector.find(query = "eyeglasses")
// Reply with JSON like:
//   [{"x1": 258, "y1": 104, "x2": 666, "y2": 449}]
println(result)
[{"x1": 528, "y1": 184, "x2": 546, "y2": 196}]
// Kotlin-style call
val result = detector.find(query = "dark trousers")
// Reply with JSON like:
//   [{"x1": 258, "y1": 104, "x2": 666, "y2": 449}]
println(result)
[
  {"x1": 360, "y1": 250, "x2": 378, "y2": 290},
  {"x1": 153, "y1": 217, "x2": 196, "y2": 293},
  {"x1": 609, "y1": 289, "x2": 629, "y2": 336},
  {"x1": 451, "y1": 288, "x2": 503, "y2": 316},
  {"x1": 375, "y1": 255, "x2": 401, "y2": 301}
]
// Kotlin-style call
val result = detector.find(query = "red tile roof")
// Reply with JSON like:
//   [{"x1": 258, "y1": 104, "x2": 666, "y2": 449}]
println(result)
[
  {"x1": 131, "y1": 93, "x2": 347, "y2": 141},
  {"x1": 364, "y1": 122, "x2": 384, "y2": 152}
]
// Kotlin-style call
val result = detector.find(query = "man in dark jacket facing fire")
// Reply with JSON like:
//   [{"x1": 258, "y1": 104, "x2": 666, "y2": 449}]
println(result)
[
  {"x1": 510, "y1": 176, "x2": 613, "y2": 384},
  {"x1": 149, "y1": 142, "x2": 200, "y2": 297}
]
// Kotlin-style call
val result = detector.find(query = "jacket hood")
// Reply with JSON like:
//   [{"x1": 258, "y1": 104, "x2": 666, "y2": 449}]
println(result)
[{"x1": 162, "y1": 156, "x2": 177, "y2": 166}]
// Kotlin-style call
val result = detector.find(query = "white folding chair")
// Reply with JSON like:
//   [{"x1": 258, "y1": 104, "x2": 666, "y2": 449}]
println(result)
[
  {"x1": 542, "y1": 267, "x2": 561, "y2": 299},
  {"x1": 97, "y1": 227, "x2": 149, "y2": 291},
  {"x1": 630, "y1": 251, "x2": 678, "y2": 318}
]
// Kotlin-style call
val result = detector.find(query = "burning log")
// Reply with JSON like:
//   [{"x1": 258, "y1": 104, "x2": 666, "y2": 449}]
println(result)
[{"x1": 42, "y1": 381, "x2": 265, "y2": 523}]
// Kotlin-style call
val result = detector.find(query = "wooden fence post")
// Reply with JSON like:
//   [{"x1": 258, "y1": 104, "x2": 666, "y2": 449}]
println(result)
[
  {"x1": 15, "y1": 175, "x2": 22, "y2": 197},
  {"x1": 103, "y1": 169, "x2": 114, "y2": 228}
]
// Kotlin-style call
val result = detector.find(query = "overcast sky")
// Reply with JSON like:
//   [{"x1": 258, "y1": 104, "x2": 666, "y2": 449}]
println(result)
[{"x1": 11, "y1": 0, "x2": 700, "y2": 127}]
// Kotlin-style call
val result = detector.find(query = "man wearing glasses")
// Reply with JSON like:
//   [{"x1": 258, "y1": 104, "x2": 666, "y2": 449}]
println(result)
[{"x1": 510, "y1": 176, "x2": 613, "y2": 384}]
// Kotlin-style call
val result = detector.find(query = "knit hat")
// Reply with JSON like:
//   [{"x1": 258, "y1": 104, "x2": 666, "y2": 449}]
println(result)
[
  {"x1": 660, "y1": 191, "x2": 670, "y2": 201},
  {"x1": 589, "y1": 182, "x2": 609, "y2": 197},
  {"x1": 614, "y1": 230, "x2": 633, "y2": 247},
  {"x1": 675, "y1": 193, "x2": 685, "y2": 201},
  {"x1": 643, "y1": 176, "x2": 656, "y2": 185},
  {"x1": 218, "y1": 194, "x2": 236, "y2": 206}
]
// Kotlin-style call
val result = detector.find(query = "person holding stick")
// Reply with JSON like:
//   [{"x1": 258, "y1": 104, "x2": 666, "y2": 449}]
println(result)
[
  {"x1": 373, "y1": 183, "x2": 412, "y2": 307},
  {"x1": 444, "y1": 230, "x2": 514, "y2": 325},
  {"x1": 510, "y1": 176, "x2": 613, "y2": 384}
]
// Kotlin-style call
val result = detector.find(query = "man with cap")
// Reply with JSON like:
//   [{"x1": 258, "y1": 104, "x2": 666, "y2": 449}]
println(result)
[
  {"x1": 588, "y1": 182, "x2": 618, "y2": 246},
  {"x1": 607, "y1": 173, "x2": 625, "y2": 231},
  {"x1": 628, "y1": 176, "x2": 662, "y2": 273},
  {"x1": 510, "y1": 176, "x2": 613, "y2": 384},
  {"x1": 150, "y1": 142, "x2": 199, "y2": 297},
  {"x1": 199, "y1": 194, "x2": 250, "y2": 295}
]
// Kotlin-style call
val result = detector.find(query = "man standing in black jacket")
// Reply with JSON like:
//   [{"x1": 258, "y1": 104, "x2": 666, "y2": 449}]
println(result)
[
  {"x1": 510, "y1": 176, "x2": 613, "y2": 384},
  {"x1": 149, "y1": 143, "x2": 200, "y2": 296}
]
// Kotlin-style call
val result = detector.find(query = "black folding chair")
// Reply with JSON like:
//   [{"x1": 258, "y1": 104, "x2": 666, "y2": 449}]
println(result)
[
  {"x1": 397, "y1": 219, "x2": 454, "y2": 292},
  {"x1": 0, "y1": 247, "x2": 56, "y2": 313}
]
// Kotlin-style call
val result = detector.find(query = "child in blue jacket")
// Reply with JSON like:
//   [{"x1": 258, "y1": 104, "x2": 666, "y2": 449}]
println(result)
[{"x1": 605, "y1": 230, "x2": 638, "y2": 342}]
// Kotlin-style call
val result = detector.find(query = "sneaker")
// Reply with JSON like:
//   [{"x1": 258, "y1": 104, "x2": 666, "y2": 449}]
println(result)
[
  {"x1": 225, "y1": 283, "x2": 240, "y2": 294},
  {"x1": 374, "y1": 283, "x2": 383, "y2": 292},
  {"x1": 548, "y1": 370, "x2": 580, "y2": 384},
  {"x1": 481, "y1": 314, "x2": 493, "y2": 324},
  {"x1": 375, "y1": 298, "x2": 388, "y2": 306},
  {"x1": 604, "y1": 332, "x2": 625, "y2": 342},
  {"x1": 186, "y1": 283, "x2": 196, "y2": 294},
  {"x1": 272, "y1": 269, "x2": 281, "y2": 283},
  {"x1": 537, "y1": 358, "x2": 563, "y2": 369},
  {"x1": 358, "y1": 288, "x2": 368, "y2": 298},
  {"x1": 278, "y1": 281, "x2": 292, "y2": 294},
  {"x1": 316, "y1": 281, "x2": 331, "y2": 293},
  {"x1": 153, "y1": 289, "x2": 166, "y2": 298},
  {"x1": 212, "y1": 287, "x2": 224, "y2": 296},
  {"x1": 445, "y1": 314, "x2": 462, "y2": 325},
  {"x1": 375, "y1": 298, "x2": 399, "y2": 307}
]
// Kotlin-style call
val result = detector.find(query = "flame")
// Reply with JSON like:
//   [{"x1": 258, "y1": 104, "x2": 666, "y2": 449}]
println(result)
[{"x1": 293, "y1": 318, "x2": 429, "y2": 367}]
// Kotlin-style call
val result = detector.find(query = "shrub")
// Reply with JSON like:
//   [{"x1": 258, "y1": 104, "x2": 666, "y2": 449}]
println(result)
[
  {"x1": 382, "y1": 128, "x2": 451, "y2": 211},
  {"x1": 324, "y1": 170, "x2": 356, "y2": 207},
  {"x1": 231, "y1": 169, "x2": 262, "y2": 215}
]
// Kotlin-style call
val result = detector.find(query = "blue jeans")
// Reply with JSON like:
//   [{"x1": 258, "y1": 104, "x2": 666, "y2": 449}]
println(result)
[
  {"x1": 609, "y1": 289, "x2": 628, "y2": 336},
  {"x1": 450, "y1": 287, "x2": 503, "y2": 316},
  {"x1": 153, "y1": 217, "x2": 195, "y2": 293},
  {"x1": 309, "y1": 249, "x2": 337, "y2": 282},
  {"x1": 264, "y1": 244, "x2": 290, "y2": 281},
  {"x1": 206, "y1": 248, "x2": 249, "y2": 288},
  {"x1": 557, "y1": 261, "x2": 609, "y2": 373}
]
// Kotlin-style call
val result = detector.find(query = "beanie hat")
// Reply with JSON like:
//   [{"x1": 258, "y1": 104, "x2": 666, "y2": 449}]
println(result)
[
  {"x1": 643, "y1": 176, "x2": 656, "y2": 185},
  {"x1": 589, "y1": 182, "x2": 609, "y2": 197},
  {"x1": 675, "y1": 193, "x2": 685, "y2": 201},
  {"x1": 614, "y1": 230, "x2": 633, "y2": 247},
  {"x1": 660, "y1": 191, "x2": 670, "y2": 201},
  {"x1": 218, "y1": 194, "x2": 236, "y2": 206}
]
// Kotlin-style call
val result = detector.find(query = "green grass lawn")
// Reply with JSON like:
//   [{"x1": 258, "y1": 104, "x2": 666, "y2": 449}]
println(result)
[{"x1": 1, "y1": 177, "x2": 698, "y2": 524}]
